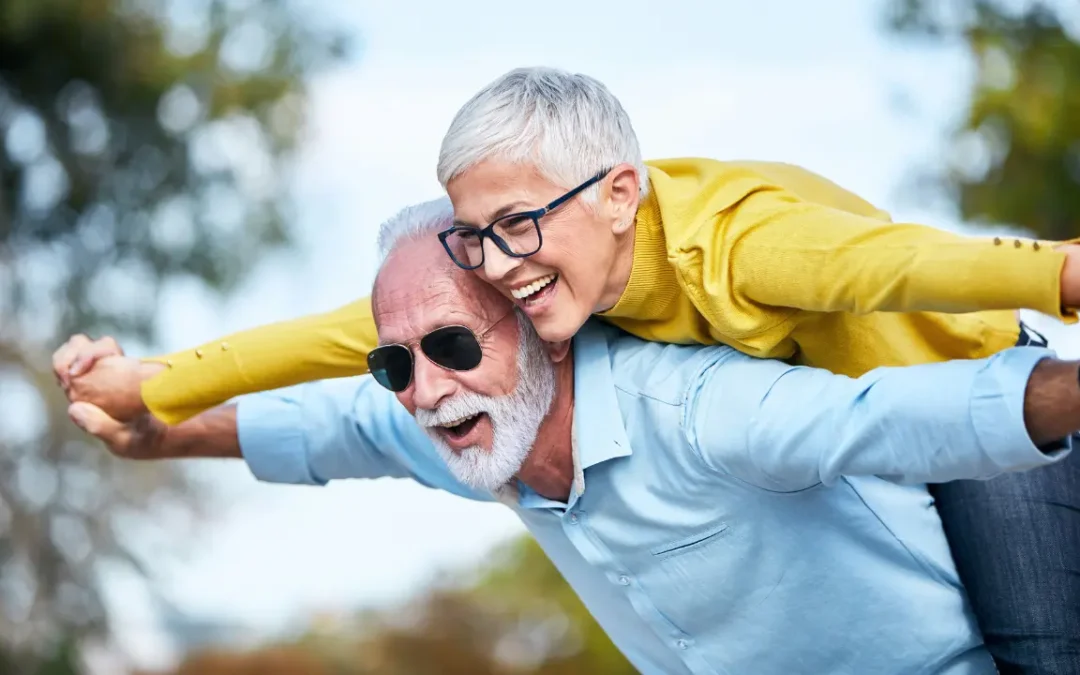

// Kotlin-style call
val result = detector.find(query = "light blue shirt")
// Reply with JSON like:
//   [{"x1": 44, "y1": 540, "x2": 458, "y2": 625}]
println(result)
[{"x1": 237, "y1": 321, "x2": 1068, "y2": 675}]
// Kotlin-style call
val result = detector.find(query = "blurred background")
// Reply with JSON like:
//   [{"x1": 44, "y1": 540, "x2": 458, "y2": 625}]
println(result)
[{"x1": 1, "y1": 0, "x2": 1079, "y2": 673}]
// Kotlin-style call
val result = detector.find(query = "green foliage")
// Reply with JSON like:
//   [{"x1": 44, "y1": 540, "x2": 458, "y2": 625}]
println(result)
[
  {"x1": 167, "y1": 536, "x2": 636, "y2": 675},
  {"x1": 885, "y1": 0, "x2": 1080, "y2": 239},
  {"x1": 469, "y1": 536, "x2": 635, "y2": 675},
  {"x1": 0, "y1": 0, "x2": 347, "y2": 669}
]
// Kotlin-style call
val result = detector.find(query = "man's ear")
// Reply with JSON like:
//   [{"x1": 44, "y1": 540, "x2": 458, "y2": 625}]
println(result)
[{"x1": 544, "y1": 339, "x2": 572, "y2": 363}]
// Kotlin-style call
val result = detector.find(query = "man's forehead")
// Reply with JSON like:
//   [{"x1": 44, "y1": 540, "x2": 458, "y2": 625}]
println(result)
[
  {"x1": 375, "y1": 284, "x2": 494, "y2": 343},
  {"x1": 373, "y1": 242, "x2": 505, "y2": 341}
]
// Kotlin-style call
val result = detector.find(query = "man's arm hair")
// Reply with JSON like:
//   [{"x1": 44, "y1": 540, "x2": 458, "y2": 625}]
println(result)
[
  {"x1": 1025, "y1": 359, "x2": 1080, "y2": 447},
  {"x1": 157, "y1": 404, "x2": 241, "y2": 459}
]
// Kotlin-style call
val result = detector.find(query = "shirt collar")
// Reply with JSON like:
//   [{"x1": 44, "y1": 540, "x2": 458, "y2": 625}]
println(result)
[
  {"x1": 571, "y1": 320, "x2": 633, "y2": 472},
  {"x1": 495, "y1": 321, "x2": 632, "y2": 508}
]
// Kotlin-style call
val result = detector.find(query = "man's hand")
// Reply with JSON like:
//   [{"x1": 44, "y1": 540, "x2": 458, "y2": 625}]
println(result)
[
  {"x1": 52, "y1": 335, "x2": 164, "y2": 422},
  {"x1": 67, "y1": 402, "x2": 168, "y2": 460}
]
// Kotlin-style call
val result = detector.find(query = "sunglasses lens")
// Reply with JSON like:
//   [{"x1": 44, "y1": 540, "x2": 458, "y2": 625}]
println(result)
[
  {"x1": 367, "y1": 345, "x2": 413, "y2": 392},
  {"x1": 421, "y1": 326, "x2": 483, "y2": 371}
]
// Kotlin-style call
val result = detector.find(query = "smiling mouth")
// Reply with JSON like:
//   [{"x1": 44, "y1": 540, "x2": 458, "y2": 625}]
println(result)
[
  {"x1": 438, "y1": 412, "x2": 485, "y2": 441},
  {"x1": 510, "y1": 274, "x2": 557, "y2": 306}
]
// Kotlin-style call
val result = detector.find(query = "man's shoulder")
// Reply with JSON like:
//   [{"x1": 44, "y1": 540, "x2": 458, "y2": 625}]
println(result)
[{"x1": 581, "y1": 320, "x2": 743, "y2": 404}]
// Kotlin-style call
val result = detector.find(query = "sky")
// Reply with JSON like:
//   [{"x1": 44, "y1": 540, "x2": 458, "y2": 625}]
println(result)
[{"x1": 97, "y1": 0, "x2": 1080, "y2": 668}]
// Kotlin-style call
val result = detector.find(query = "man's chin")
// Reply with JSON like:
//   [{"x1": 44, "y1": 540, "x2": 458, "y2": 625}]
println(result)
[{"x1": 431, "y1": 439, "x2": 524, "y2": 493}]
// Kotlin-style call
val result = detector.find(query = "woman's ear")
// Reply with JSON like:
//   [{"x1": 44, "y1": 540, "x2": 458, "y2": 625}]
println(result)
[{"x1": 606, "y1": 163, "x2": 640, "y2": 235}]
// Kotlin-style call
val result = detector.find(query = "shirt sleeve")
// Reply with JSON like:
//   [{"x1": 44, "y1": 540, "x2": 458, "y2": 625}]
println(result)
[
  {"x1": 142, "y1": 297, "x2": 377, "y2": 425},
  {"x1": 237, "y1": 377, "x2": 426, "y2": 485},
  {"x1": 682, "y1": 346, "x2": 1071, "y2": 492}
]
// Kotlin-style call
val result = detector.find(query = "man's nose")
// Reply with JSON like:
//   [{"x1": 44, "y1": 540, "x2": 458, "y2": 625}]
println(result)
[
  {"x1": 480, "y1": 237, "x2": 523, "y2": 283},
  {"x1": 409, "y1": 351, "x2": 456, "y2": 410}
]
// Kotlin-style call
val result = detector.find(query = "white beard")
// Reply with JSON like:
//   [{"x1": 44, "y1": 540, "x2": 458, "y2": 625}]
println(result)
[{"x1": 413, "y1": 314, "x2": 556, "y2": 493}]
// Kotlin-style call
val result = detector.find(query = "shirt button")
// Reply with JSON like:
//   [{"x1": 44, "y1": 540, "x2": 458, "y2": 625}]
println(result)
[
  {"x1": 618, "y1": 575, "x2": 630, "y2": 586},
  {"x1": 568, "y1": 512, "x2": 579, "y2": 524},
  {"x1": 677, "y1": 639, "x2": 689, "y2": 650}
]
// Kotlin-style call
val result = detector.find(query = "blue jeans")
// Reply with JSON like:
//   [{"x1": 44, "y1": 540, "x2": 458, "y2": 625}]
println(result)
[{"x1": 929, "y1": 325, "x2": 1080, "y2": 674}]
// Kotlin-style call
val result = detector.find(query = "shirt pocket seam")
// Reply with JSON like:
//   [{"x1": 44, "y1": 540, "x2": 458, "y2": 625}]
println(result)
[{"x1": 650, "y1": 522, "x2": 731, "y2": 559}]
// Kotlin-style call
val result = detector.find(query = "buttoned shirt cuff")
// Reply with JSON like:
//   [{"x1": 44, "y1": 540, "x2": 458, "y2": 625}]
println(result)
[
  {"x1": 237, "y1": 394, "x2": 325, "y2": 486},
  {"x1": 972, "y1": 347, "x2": 1072, "y2": 472}
]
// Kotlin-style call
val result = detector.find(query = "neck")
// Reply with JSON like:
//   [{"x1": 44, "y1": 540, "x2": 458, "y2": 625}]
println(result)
[
  {"x1": 516, "y1": 352, "x2": 576, "y2": 502},
  {"x1": 597, "y1": 220, "x2": 637, "y2": 312}
]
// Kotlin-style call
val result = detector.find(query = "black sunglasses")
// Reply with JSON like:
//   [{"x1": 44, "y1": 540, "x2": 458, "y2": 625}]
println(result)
[
  {"x1": 437, "y1": 168, "x2": 611, "y2": 270},
  {"x1": 367, "y1": 314, "x2": 511, "y2": 392}
]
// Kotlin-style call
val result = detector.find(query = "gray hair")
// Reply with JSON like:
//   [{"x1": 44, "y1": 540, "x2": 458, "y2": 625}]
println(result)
[
  {"x1": 437, "y1": 67, "x2": 649, "y2": 201},
  {"x1": 376, "y1": 197, "x2": 454, "y2": 259}
]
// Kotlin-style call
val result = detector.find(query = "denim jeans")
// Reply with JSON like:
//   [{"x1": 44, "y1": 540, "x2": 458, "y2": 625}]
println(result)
[{"x1": 929, "y1": 324, "x2": 1080, "y2": 674}]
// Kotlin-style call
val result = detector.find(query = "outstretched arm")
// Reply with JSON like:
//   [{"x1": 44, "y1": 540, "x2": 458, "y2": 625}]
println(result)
[
  {"x1": 685, "y1": 346, "x2": 1073, "y2": 491},
  {"x1": 59, "y1": 297, "x2": 377, "y2": 425},
  {"x1": 669, "y1": 166, "x2": 1080, "y2": 328},
  {"x1": 62, "y1": 356, "x2": 442, "y2": 489}
]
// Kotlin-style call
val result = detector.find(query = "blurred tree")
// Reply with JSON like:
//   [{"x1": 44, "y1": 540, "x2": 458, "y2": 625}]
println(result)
[
  {"x1": 467, "y1": 537, "x2": 635, "y2": 675},
  {"x1": 884, "y1": 0, "x2": 1080, "y2": 239},
  {"x1": 330, "y1": 537, "x2": 636, "y2": 674},
  {"x1": 169, "y1": 646, "x2": 335, "y2": 675},
  {"x1": 0, "y1": 0, "x2": 347, "y2": 671},
  {"x1": 165, "y1": 536, "x2": 635, "y2": 675}
]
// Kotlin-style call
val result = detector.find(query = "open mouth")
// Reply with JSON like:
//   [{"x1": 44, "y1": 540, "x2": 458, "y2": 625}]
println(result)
[
  {"x1": 438, "y1": 412, "x2": 486, "y2": 444},
  {"x1": 510, "y1": 274, "x2": 558, "y2": 308}
]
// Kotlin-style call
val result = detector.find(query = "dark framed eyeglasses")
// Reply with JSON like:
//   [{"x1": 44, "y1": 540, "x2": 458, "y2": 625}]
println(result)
[
  {"x1": 437, "y1": 168, "x2": 611, "y2": 270},
  {"x1": 367, "y1": 313, "x2": 511, "y2": 392}
]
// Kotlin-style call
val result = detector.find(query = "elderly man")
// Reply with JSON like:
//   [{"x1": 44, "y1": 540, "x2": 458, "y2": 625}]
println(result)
[
  {"x1": 58, "y1": 199, "x2": 1080, "y2": 675},
  {"x1": 71, "y1": 67, "x2": 1080, "y2": 673}
]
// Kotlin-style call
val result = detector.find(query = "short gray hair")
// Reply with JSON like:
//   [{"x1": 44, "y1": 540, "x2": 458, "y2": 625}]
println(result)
[
  {"x1": 376, "y1": 197, "x2": 454, "y2": 259},
  {"x1": 437, "y1": 67, "x2": 649, "y2": 200}
]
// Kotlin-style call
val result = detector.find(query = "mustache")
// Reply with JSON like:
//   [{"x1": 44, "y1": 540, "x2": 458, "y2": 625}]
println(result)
[{"x1": 413, "y1": 392, "x2": 493, "y2": 428}]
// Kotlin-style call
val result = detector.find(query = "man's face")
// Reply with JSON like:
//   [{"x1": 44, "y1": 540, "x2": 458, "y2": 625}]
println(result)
[
  {"x1": 446, "y1": 158, "x2": 636, "y2": 344},
  {"x1": 373, "y1": 238, "x2": 555, "y2": 491}
]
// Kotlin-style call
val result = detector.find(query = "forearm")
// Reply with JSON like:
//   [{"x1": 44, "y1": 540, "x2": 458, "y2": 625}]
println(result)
[
  {"x1": 141, "y1": 297, "x2": 378, "y2": 425},
  {"x1": 157, "y1": 405, "x2": 242, "y2": 459},
  {"x1": 725, "y1": 199, "x2": 1073, "y2": 319},
  {"x1": 1024, "y1": 359, "x2": 1080, "y2": 447}
]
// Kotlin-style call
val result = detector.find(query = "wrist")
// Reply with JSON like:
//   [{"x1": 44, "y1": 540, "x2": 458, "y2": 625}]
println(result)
[
  {"x1": 1055, "y1": 244, "x2": 1080, "y2": 308},
  {"x1": 133, "y1": 361, "x2": 165, "y2": 417},
  {"x1": 158, "y1": 406, "x2": 242, "y2": 459}
]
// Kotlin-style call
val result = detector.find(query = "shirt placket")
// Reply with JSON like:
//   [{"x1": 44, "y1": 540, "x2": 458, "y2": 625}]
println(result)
[{"x1": 560, "y1": 435, "x2": 722, "y2": 675}]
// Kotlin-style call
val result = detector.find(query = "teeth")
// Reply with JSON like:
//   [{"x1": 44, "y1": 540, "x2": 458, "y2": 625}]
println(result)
[
  {"x1": 440, "y1": 413, "x2": 479, "y2": 429},
  {"x1": 511, "y1": 274, "x2": 556, "y2": 300}
]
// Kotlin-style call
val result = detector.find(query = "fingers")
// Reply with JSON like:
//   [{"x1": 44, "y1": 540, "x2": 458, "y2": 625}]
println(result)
[
  {"x1": 68, "y1": 402, "x2": 131, "y2": 450},
  {"x1": 52, "y1": 334, "x2": 91, "y2": 388},
  {"x1": 52, "y1": 335, "x2": 125, "y2": 389},
  {"x1": 68, "y1": 336, "x2": 124, "y2": 378}
]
